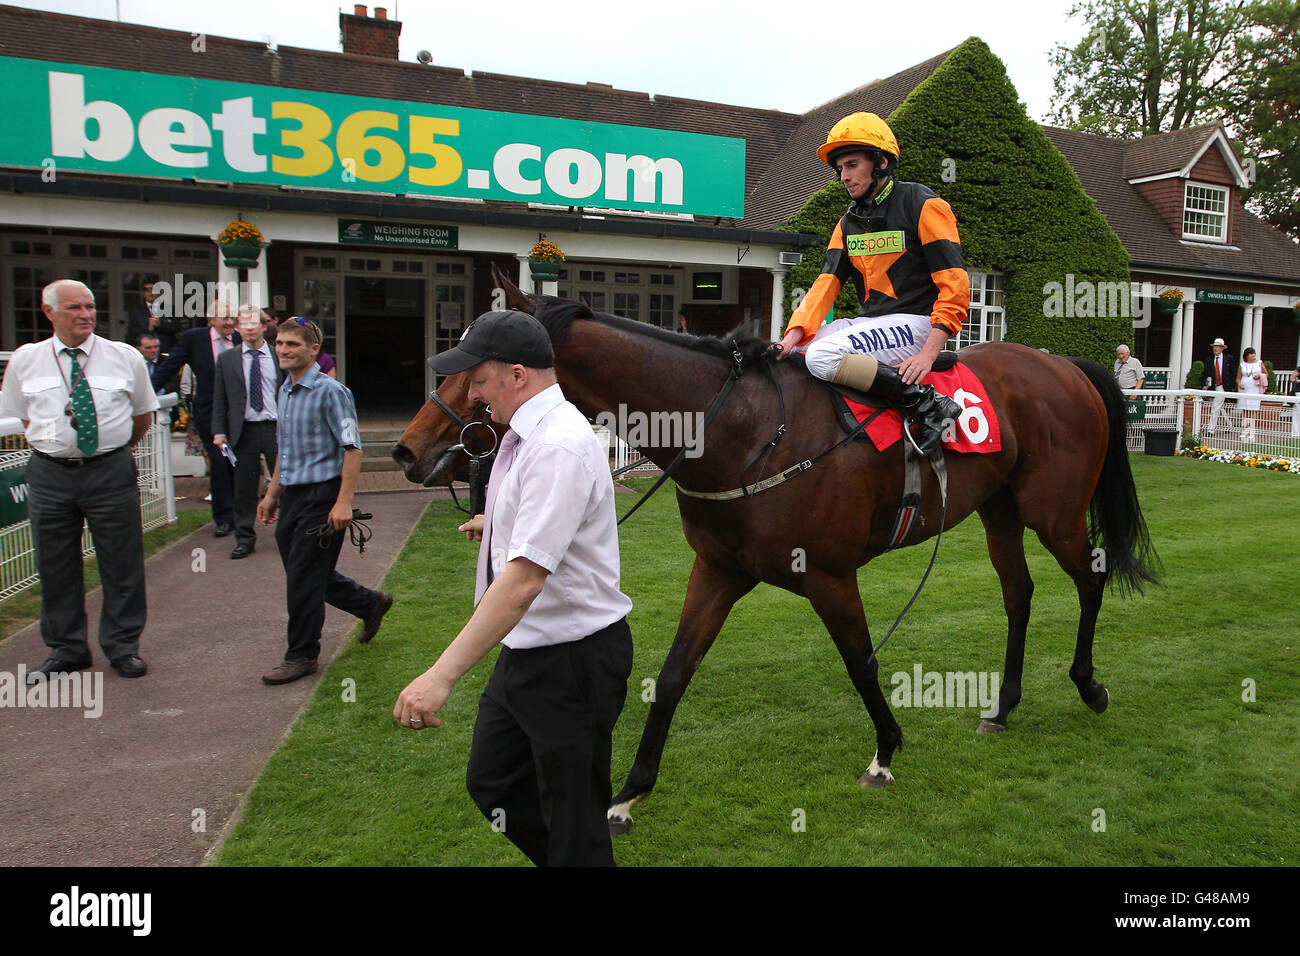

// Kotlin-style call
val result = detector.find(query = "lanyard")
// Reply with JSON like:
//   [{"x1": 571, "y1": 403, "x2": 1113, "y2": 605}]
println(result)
[{"x1": 52, "y1": 338, "x2": 91, "y2": 398}]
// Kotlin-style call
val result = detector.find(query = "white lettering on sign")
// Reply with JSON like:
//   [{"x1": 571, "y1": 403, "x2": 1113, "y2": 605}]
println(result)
[
  {"x1": 494, "y1": 143, "x2": 542, "y2": 195},
  {"x1": 211, "y1": 96, "x2": 267, "y2": 172},
  {"x1": 139, "y1": 107, "x2": 212, "y2": 168},
  {"x1": 49, "y1": 72, "x2": 134, "y2": 161},
  {"x1": 545, "y1": 147, "x2": 602, "y2": 199},
  {"x1": 604, "y1": 153, "x2": 684, "y2": 205},
  {"x1": 41, "y1": 70, "x2": 689, "y2": 208}
]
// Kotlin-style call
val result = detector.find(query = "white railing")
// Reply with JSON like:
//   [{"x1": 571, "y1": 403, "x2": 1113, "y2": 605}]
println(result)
[
  {"x1": 0, "y1": 394, "x2": 178, "y2": 602},
  {"x1": 1122, "y1": 388, "x2": 1300, "y2": 460}
]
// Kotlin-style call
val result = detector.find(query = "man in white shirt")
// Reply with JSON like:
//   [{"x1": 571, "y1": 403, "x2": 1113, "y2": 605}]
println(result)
[
  {"x1": 1113, "y1": 344, "x2": 1144, "y2": 390},
  {"x1": 394, "y1": 310, "x2": 634, "y2": 866},
  {"x1": 0, "y1": 279, "x2": 159, "y2": 682}
]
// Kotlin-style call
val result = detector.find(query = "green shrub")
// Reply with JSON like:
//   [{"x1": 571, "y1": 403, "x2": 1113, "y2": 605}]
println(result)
[
  {"x1": 780, "y1": 37, "x2": 1132, "y2": 366},
  {"x1": 1185, "y1": 360, "x2": 1205, "y2": 390}
]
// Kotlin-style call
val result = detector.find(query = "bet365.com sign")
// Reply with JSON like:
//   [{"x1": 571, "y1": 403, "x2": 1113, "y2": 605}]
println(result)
[{"x1": 1, "y1": 56, "x2": 746, "y2": 217}]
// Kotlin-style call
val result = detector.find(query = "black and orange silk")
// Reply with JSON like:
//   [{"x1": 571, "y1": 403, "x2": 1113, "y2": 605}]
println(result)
[{"x1": 788, "y1": 180, "x2": 969, "y2": 340}]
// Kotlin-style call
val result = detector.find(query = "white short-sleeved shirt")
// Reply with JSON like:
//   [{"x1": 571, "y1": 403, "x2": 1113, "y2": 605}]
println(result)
[
  {"x1": 478, "y1": 383, "x2": 633, "y2": 649},
  {"x1": 0, "y1": 333, "x2": 159, "y2": 456}
]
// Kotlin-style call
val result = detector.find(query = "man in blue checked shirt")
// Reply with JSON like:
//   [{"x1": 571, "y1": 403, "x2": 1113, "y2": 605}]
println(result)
[{"x1": 255, "y1": 318, "x2": 393, "y2": 685}]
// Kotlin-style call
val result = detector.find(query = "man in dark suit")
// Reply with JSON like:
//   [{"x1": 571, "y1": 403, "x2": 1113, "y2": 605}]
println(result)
[
  {"x1": 153, "y1": 300, "x2": 241, "y2": 534},
  {"x1": 213, "y1": 307, "x2": 283, "y2": 558},
  {"x1": 125, "y1": 279, "x2": 185, "y2": 354},
  {"x1": 1202, "y1": 337, "x2": 1238, "y2": 437}
]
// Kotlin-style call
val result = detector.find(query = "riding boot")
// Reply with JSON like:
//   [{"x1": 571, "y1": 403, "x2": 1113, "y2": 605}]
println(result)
[{"x1": 832, "y1": 354, "x2": 960, "y2": 456}]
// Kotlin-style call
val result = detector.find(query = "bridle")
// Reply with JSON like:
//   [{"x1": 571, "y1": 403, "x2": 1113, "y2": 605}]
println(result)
[{"x1": 426, "y1": 389, "x2": 497, "y2": 514}]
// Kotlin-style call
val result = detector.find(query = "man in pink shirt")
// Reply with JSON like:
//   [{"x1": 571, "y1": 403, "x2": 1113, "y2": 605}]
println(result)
[{"x1": 395, "y1": 310, "x2": 634, "y2": 866}]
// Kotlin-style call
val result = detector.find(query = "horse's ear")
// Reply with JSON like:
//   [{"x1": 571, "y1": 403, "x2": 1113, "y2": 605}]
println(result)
[{"x1": 491, "y1": 263, "x2": 535, "y2": 315}]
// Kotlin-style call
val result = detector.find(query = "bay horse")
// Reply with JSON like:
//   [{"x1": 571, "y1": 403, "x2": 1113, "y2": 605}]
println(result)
[{"x1": 393, "y1": 274, "x2": 1158, "y2": 833}]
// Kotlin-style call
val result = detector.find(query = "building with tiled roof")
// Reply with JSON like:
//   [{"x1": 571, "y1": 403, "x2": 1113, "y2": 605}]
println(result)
[{"x1": 1, "y1": 3, "x2": 1296, "y2": 418}]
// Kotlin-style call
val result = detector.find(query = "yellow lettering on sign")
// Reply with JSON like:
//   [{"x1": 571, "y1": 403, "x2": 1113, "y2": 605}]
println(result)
[
  {"x1": 408, "y1": 117, "x2": 463, "y2": 187},
  {"x1": 272, "y1": 101, "x2": 333, "y2": 177},
  {"x1": 337, "y1": 110, "x2": 405, "y2": 183}
]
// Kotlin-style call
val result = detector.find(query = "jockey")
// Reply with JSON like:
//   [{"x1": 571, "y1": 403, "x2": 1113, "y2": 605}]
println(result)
[{"x1": 777, "y1": 112, "x2": 967, "y2": 456}]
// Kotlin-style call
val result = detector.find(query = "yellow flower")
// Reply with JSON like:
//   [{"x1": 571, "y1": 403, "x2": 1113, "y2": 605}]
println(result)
[
  {"x1": 218, "y1": 220, "x2": 264, "y2": 244},
  {"x1": 528, "y1": 239, "x2": 565, "y2": 263}
]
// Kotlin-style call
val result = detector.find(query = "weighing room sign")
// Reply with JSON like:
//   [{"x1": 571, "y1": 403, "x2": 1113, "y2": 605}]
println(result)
[
  {"x1": 1, "y1": 56, "x2": 746, "y2": 217},
  {"x1": 339, "y1": 220, "x2": 458, "y2": 249}
]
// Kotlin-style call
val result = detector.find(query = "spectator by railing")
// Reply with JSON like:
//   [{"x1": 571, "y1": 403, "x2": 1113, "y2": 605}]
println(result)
[
  {"x1": 1122, "y1": 387, "x2": 1300, "y2": 460},
  {"x1": 0, "y1": 394, "x2": 178, "y2": 602}
]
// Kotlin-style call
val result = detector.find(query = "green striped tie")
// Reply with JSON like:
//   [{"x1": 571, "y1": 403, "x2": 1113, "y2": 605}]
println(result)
[{"x1": 64, "y1": 348, "x2": 99, "y2": 456}]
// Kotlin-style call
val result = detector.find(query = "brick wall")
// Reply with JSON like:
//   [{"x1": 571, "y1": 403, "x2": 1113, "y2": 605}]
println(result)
[{"x1": 339, "y1": 9, "x2": 402, "y2": 60}]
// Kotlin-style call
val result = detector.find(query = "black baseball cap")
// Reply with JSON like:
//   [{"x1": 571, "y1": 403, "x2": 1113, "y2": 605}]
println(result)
[{"x1": 428, "y1": 310, "x2": 554, "y2": 375}]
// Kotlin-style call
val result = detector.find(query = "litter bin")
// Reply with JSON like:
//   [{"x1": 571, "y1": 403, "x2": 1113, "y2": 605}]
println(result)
[{"x1": 1143, "y1": 428, "x2": 1178, "y2": 456}]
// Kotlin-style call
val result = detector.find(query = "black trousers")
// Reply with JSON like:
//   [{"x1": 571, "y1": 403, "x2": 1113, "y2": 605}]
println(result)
[
  {"x1": 26, "y1": 447, "x2": 145, "y2": 662},
  {"x1": 198, "y1": 420, "x2": 235, "y2": 527},
  {"x1": 274, "y1": 477, "x2": 379, "y2": 661},
  {"x1": 466, "y1": 618, "x2": 633, "y2": 867},
  {"x1": 232, "y1": 421, "x2": 277, "y2": 547}
]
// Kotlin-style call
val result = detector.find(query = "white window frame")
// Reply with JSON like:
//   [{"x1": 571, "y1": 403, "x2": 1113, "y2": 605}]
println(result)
[
  {"x1": 1182, "y1": 182, "x2": 1229, "y2": 243},
  {"x1": 947, "y1": 270, "x2": 1005, "y2": 351}
]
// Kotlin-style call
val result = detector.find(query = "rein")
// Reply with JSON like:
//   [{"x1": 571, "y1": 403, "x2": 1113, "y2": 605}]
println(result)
[{"x1": 615, "y1": 341, "x2": 748, "y2": 525}]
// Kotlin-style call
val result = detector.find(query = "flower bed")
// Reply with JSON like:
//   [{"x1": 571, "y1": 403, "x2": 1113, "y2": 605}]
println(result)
[{"x1": 1176, "y1": 444, "x2": 1298, "y2": 473}]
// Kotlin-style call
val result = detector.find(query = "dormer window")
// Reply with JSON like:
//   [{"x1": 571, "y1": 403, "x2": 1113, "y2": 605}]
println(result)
[{"x1": 1183, "y1": 182, "x2": 1228, "y2": 242}]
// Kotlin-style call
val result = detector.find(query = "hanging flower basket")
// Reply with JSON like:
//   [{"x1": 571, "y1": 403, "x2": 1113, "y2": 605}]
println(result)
[
  {"x1": 1155, "y1": 289, "x2": 1183, "y2": 317},
  {"x1": 217, "y1": 220, "x2": 266, "y2": 268},
  {"x1": 528, "y1": 238, "x2": 565, "y2": 282}
]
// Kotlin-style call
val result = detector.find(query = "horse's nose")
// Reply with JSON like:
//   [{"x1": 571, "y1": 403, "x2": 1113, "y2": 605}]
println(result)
[{"x1": 392, "y1": 443, "x2": 416, "y2": 466}]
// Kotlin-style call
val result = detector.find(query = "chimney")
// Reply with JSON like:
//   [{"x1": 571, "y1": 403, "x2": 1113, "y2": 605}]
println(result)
[{"x1": 340, "y1": 5, "x2": 402, "y2": 60}]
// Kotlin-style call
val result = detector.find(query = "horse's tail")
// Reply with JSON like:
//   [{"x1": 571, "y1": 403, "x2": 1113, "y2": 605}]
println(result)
[{"x1": 1069, "y1": 356, "x2": 1161, "y2": 596}]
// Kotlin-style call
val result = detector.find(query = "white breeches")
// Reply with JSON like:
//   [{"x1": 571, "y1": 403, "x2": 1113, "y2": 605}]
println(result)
[{"x1": 803, "y1": 312, "x2": 932, "y2": 380}]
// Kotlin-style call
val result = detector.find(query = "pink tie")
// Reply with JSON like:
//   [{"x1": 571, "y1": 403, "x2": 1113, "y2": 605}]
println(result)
[{"x1": 474, "y1": 430, "x2": 520, "y2": 602}]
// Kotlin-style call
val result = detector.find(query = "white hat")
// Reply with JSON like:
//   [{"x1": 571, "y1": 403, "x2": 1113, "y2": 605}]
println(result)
[{"x1": 1212, "y1": 338, "x2": 1226, "y2": 347}]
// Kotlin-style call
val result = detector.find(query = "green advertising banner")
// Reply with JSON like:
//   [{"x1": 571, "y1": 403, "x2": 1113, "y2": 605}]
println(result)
[
  {"x1": 1, "y1": 56, "x2": 746, "y2": 216},
  {"x1": 0, "y1": 465, "x2": 28, "y2": 528},
  {"x1": 1126, "y1": 399, "x2": 1147, "y2": 421}
]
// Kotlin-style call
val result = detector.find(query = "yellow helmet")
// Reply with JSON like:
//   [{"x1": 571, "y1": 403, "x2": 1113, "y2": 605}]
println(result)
[{"x1": 817, "y1": 112, "x2": 900, "y2": 167}]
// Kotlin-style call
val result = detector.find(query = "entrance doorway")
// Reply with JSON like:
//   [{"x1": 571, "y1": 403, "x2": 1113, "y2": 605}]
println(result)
[{"x1": 344, "y1": 275, "x2": 425, "y2": 416}]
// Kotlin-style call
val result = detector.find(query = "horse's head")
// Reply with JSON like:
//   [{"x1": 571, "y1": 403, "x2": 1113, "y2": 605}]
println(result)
[{"x1": 392, "y1": 370, "x2": 503, "y2": 487}]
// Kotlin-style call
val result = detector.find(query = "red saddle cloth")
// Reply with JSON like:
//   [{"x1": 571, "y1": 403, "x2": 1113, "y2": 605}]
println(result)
[{"x1": 842, "y1": 362, "x2": 1002, "y2": 453}]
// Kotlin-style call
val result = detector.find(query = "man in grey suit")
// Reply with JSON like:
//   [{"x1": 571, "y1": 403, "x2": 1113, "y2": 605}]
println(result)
[{"x1": 213, "y1": 307, "x2": 283, "y2": 558}]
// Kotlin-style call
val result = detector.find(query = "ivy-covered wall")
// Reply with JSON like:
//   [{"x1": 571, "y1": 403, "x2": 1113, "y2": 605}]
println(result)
[{"x1": 781, "y1": 37, "x2": 1132, "y2": 365}]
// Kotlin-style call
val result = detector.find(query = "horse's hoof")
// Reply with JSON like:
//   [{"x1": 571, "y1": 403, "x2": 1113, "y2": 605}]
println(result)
[
  {"x1": 859, "y1": 769, "x2": 894, "y2": 789},
  {"x1": 859, "y1": 753, "x2": 895, "y2": 788},
  {"x1": 607, "y1": 814, "x2": 632, "y2": 837},
  {"x1": 1087, "y1": 685, "x2": 1110, "y2": 715},
  {"x1": 976, "y1": 719, "x2": 1007, "y2": 734}
]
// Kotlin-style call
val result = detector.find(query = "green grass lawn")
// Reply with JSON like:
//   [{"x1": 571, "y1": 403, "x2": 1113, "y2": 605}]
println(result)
[{"x1": 214, "y1": 456, "x2": 1299, "y2": 866}]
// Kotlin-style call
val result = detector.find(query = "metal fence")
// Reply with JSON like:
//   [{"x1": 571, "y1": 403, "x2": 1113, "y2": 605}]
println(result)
[
  {"x1": 1123, "y1": 387, "x2": 1300, "y2": 460},
  {"x1": 0, "y1": 394, "x2": 178, "y2": 602}
]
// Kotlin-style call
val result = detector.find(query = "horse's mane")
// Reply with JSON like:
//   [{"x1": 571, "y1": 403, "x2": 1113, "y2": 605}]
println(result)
[{"x1": 530, "y1": 294, "x2": 773, "y2": 368}]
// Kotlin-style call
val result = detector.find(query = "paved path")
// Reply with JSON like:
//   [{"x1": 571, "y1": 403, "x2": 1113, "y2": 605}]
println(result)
[{"x1": 0, "y1": 487, "x2": 435, "y2": 866}]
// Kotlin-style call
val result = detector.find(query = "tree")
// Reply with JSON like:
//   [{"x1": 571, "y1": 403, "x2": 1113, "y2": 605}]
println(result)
[
  {"x1": 1049, "y1": 0, "x2": 1299, "y2": 240},
  {"x1": 783, "y1": 38, "x2": 1132, "y2": 364},
  {"x1": 1224, "y1": 0, "x2": 1300, "y2": 240},
  {"x1": 1048, "y1": 0, "x2": 1246, "y2": 137}
]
